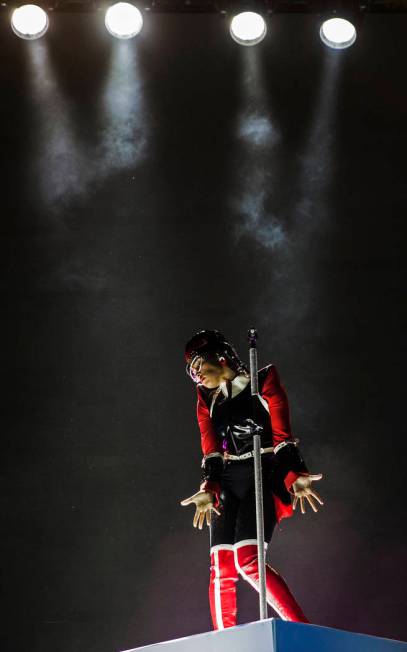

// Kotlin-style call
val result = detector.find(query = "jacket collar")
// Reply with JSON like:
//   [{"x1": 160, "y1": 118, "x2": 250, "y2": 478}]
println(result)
[{"x1": 219, "y1": 374, "x2": 250, "y2": 399}]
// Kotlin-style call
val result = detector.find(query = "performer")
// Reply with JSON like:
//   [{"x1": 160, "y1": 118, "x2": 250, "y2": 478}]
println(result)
[{"x1": 181, "y1": 330, "x2": 324, "y2": 630}]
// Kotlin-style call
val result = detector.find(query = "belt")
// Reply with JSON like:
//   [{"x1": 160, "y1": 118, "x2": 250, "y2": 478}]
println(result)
[
  {"x1": 224, "y1": 446, "x2": 275, "y2": 461},
  {"x1": 223, "y1": 440, "x2": 298, "y2": 462}
]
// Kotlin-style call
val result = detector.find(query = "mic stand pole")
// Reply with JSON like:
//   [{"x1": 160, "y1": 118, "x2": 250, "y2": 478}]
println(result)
[{"x1": 248, "y1": 327, "x2": 268, "y2": 621}]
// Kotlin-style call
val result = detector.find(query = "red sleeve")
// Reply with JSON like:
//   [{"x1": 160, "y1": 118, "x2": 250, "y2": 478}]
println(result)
[
  {"x1": 261, "y1": 365, "x2": 293, "y2": 446},
  {"x1": 196, "y1": 388, "x2": 222, "y2": 504},
  {"x1": 196, "y1": 388, "x2": 222, "y2": 456}
]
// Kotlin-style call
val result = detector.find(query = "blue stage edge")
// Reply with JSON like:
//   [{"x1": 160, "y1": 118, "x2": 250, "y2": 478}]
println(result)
[{"x1": 121, "y1": 619, "x2": 407, "y2": 652}]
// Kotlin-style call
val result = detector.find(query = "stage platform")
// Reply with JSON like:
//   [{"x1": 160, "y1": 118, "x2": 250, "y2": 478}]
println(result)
[{"x1": 122, "y1": 618, "x2": 407, "y2": 652}]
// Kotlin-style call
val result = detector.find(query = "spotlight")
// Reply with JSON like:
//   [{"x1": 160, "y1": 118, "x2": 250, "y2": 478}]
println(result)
[
  {"x1": 105, "y1": 2, "x2": 143, "y2": 39},
  {"x1": 230, "y1": 11, "x2": 267, "y2": 47},
  {"x1": 11, "y1": 4, "x2": 49, "y2": 40},
  {"x1": 320, "y1": 17, "x2": 356, "y2": 49}
]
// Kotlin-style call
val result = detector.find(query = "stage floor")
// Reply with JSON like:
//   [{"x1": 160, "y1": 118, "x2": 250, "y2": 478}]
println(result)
[{"x1": 122, "y1": 618, "x2": 407, "y2": 652}]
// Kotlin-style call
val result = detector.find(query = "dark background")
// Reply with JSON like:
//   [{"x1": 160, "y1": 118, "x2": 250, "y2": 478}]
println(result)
[{"x1": 1, "y1": 10, "x2": 406, "y2": 652}]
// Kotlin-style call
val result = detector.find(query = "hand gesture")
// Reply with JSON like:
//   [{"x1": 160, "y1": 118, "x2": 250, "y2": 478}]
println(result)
[
  {"x1": 292, "y1": 473, "x2": 324, "y2": 514},
  {"x1": 180, "y1": 491, "x2": 221, "y2": 529},
  {"x1": 233, "y1": 418, "x2": 263, "y2": 440}
]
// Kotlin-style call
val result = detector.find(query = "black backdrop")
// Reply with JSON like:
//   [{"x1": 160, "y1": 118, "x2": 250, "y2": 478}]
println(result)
[{"x1": 1, "y1": 11, "x2": 406, "y2": 652}]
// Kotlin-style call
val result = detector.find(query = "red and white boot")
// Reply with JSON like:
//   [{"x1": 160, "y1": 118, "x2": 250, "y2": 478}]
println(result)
[
  {"x1": 209, "y1": 545, "x2": 239, "y2": 630},
  {"x1": 234, "y1": 540, "x2": 309, "y2": 623}
]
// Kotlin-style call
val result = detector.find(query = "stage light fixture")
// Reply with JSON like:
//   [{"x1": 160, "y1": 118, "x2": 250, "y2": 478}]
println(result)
[
  {"x1": 11, "y1": 4, "x2": 49, "y2": 39},
  {"x1": 105, "y1": 2, "x2": 143, "y2": 39},
  {"x1": 320, "y1": 17, "x2": 356, "y2": 49},
  {"x1": 230, "y1": 11, "x2": 267, "y2": 47}
]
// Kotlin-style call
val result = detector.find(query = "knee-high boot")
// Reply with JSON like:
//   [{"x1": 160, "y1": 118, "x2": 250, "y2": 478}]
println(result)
[
  {"x1": 209, "y1": 545, "x2": 239, "y2": 630},
  {"x1": 234, "y1": 540, "x2": 309, "y2": 623}
]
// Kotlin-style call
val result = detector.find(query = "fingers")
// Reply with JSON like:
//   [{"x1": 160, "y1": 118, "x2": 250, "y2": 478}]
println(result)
[
  {"x1": 305, "y1": 494, "x2": 318, "y2": 513},
  {"x1": 188, "y1": 498, "x2": 221, "y2": 530},
  {"x1": 198, "y1": 511, "x2": 205, "y2": 530},
  {"x1": 309, "y1": 473, "x2": 323, "y2": 481},
  {"x1": 234, "y1": 425, "x2": 251, "y2": 434},
  {"x1": 246, "y1": 419, "x2": 262, "y2": 431},
  {"x1": 293, "y1": 488, "x2": 324, "y2": 516},
  {"x1": 310, "y1": 489, "x2": 324, "y2": 505}
]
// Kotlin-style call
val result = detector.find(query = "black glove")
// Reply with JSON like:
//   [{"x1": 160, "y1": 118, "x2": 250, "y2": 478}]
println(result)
[
  {"x1": 231, "y1": 418, "x2": 263, "y2": 441},
  {"x1": 201, "y1": 454, "x2": 224, "y2": 483},
  {"x1": 274, "y1": 442, "x2": 308, "y2": 476}
]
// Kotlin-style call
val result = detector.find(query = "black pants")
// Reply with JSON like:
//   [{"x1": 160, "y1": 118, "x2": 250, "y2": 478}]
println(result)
[{"x1": 210, "y1": 454, "x2": 277, "y2": 548}]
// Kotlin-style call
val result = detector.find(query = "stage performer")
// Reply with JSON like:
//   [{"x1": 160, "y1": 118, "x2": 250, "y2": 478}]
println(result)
[{"x1": 181, "y1": 330, "x2": 323, "y2": 630}]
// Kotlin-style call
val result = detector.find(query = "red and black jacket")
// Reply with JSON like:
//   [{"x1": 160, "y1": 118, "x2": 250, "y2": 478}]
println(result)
[{"x1": 196, "y1": 364, "x2": 308, "y2": 523}]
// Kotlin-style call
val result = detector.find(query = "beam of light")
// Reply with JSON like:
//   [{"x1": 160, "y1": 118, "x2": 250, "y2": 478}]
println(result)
[
  {"x1": 295, "y1": 53, "x2": 341, "y2": 221},
  {"x1": 320, "y1": 18, "x2": 356, "y2": 50},
  {"x1": 230, "y1": 12, "x2": 267, "y2": 47},
  {"x1": 100, "y1": 41, "x2": 147, "y2": 170},
  {"x1": 11, "y1": 4, "x2": 49, "y2": 40},
  {"x1": 105, "y1": 2, "x2": 143, "y2": 39},
  {"x1": 236, "y1": 182, "x2": 286, "y2": 249},
  {"x1": 273, "y1": 52, "x2": 342, "y2": 330},
  {"x1": 236, "y1": 50, "x2": 344, "y2": 346},
  {"x1": 238, "y1": 113, "x2": 277, "y2": 147},
  {"x1": 23, "y1": 34, "x2": 148, "y2": 219},
  {"x1": 26, "y1": 40, "x2": 88, "y2": 213},
  {"x1": 232, "y1": 48, "x2": 284, "y2": 250}
]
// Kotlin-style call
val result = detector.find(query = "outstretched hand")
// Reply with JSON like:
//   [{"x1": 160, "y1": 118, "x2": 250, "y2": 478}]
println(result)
[
  {"x1": 180, "y1": 491, "x2": 221, "y2": 529},
  {"x1": 292, "y1": 473, "x2": 324, "y2": 514}
]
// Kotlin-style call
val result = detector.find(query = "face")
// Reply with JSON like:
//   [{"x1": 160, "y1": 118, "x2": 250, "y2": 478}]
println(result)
[{"x1": 190, "y1": 356, "x2": 225, "y2": 389}]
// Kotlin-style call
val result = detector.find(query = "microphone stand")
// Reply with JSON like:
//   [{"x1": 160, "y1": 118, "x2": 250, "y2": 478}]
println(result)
[{"x1": 248, "y1": 327, "x2": 268, "y2": 621}]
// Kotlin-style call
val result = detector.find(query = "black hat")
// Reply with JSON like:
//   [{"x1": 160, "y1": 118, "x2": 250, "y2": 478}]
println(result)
[{"x1": 185, "y1": 329, "x2": 247, "y2": 381}]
